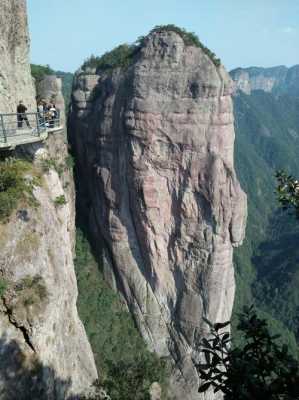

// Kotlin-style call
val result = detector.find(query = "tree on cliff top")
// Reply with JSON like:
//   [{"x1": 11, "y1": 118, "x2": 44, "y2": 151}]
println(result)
[
  {"x1": 31, "y1": 64, "x2": 54, "y2": 84},
  {"x1": 82, "y1": 25, "x2": 220, "y2": 72}
]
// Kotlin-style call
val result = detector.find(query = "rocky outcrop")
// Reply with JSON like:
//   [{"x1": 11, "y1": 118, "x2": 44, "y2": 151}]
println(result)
[
  {"x1": 0, "y1": 1, "x2": 97, "y2": 397},
  {"x1": 0, "y1": 131, "x2": 98, "y2": 398},
  {"x1": 37, "y1": 76, "x2": 66, "y2": 123},
  {"x1": 0, "y1": 0, "x2": 35, "y2": 113},
  {"x1": 69, "y1": 29, "x2": 247, "y2": 399},
  {"x1": 230, "y1": 65, "x2": 299, "y2": 96}
]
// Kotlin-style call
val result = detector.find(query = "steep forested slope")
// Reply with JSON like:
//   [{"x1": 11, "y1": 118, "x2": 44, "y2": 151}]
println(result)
[{"x1": 232, "y1": 87, "x2": 299, "y2": 352}]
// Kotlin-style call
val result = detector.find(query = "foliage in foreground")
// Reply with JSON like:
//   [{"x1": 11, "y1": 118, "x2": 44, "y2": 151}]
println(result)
[
  {"x1": 198, "y1": 306, "x2": 299, "y2": 399},
  {"x1": 0, "y1": 158, "x2": 39, "y2": 222},
  {"x1": 276, "y1": 170, "x2": 299, "y2": 218},
  {"x1": 74, "y1": 229, "x2": 168, "y2": 400},
  {"x1": 82, "y1": 24, "x2": 220, "y2": 72}
]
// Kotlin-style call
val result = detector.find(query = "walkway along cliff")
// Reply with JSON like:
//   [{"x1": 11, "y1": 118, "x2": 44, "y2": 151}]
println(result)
[
  {"x1": 69, "y1": 28, "x2": 247, "y2": 399},
  {"x1": 0, "y1": 1, "x2": 97, "y2": 398}
]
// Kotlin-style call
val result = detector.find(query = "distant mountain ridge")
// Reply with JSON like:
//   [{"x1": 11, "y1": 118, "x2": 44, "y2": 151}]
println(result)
[
  {"x1": 230, "y1": 65, "x2": 299, "y2": 354},
  {"x1": 230, "y1": 65, "x2": 299, "y2": 96}
]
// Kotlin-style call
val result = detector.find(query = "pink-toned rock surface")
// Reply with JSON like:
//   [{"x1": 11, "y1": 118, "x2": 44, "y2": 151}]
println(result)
[{"x1": 69, "y1": 30, "x2": 247, "y2": 399}]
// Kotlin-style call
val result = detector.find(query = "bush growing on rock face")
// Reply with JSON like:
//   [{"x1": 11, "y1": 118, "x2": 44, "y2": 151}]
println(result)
[
  {"x1": 40, "y1": 157, "x2": 64, "y2": 177},
  {"x1": 65, "y1": 154, "x2": 75, "y2": 170},
  {"x1": 53, "y1": 195, "x2": 67, "y2": 207},
  {"x1": 0, "y1": 278, "x2": 8, "y2": 297},
  {"x1": 0, "y1": 158, "x2": 39, "y2": 222}
]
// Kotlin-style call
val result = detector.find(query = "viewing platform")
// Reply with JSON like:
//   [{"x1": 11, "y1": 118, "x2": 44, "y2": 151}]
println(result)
[{"x1": 0, "y1": 112, "x2": 63, "y2": 150}]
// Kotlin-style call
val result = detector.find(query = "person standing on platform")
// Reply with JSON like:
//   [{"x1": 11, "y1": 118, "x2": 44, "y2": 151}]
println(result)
[{"x1": 17, "y1": 101, "x2": 31, "y2": 128}]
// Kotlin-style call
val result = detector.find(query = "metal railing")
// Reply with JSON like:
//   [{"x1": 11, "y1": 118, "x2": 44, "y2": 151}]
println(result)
[{"x1": 0, "y1": 111, "x2": 61, "y2": 145}]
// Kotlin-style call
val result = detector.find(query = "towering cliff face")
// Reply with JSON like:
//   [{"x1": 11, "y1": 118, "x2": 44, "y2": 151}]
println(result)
[
  {"x1": 0, "y1": 0, "x2": 35, "y2": 113},
  {"x1": 230, "y1": 65, "x2": 299, "y2": 96},
  {"x1": 0, "y1": 1, "x2": 97, "y2": 397},
  {"x1": 0, "y1": 130, "x2": 97, "y2": 399},
  {"x1": 69, "y1": 30, "x2": 247, "y2": 398}
]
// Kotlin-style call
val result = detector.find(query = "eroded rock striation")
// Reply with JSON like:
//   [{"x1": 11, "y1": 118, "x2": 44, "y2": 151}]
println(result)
[
  {"x1": 0, "y1": 0, "x2": 35, "y2": 113},
  {"x1": 0, "y1": 1, "x2": 97, "y2": 397},
  {"x1": 69, "y1": 30, "x2": 247, "y2": 399}
]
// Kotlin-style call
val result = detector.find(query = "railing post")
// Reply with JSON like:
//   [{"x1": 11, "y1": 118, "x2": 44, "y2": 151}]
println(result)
[
  {"x1": 0, "y1": 115, "x2": 7, "y2": 143},
  {"x1": 35, "y1": 112, "x2": 40, "y2": 136}
]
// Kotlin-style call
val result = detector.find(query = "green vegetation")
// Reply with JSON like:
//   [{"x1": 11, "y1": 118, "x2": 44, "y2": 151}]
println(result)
[
  {"x1": 0, "y1": 158, "x2": 39, "y2": 222},
  {"x1": 198, "y1": 306, "x2": 299, "y2": 399},
  {"x1": 15, "y1": 275, "x2": 48, "y2": 307},
  {"x1": 232, "y1": 89, "x2": 299, "y2": 350},
  {"x1": 31, "y1": 64, "x2": 54, "y2": 84},
  {"x1": 31, "y1": 64, "x2": 73, "y2": 109},
  {"x1": 54, "y1": 195, "x2": 67, "y2": 207},
  {"x1": 0, "y1": 278, "x2": 8, "y2": 297},
  {"x1": 41, "y1": 157, "x2": 64, "y2": 177},
  {"x1": 148, "y1": 25, "x2": 221, "y2": 66},
  {"x1": 74, "y1": 229, "x2": 169, "y2": 399},
  {"x1": 82, "y1": 44, "x2": 139, "y2": 72},
  {"x1": 65, "y1": 154, "x2": 75, "y2": 170},
  {"x1": 55, "y1": 71, "x2": 73, "y2": 109},
  {"x1": 276, "y1": 170, "x2": 299, "y2": 218},
  {"x1": 41, "y1": 154, "x2": 74, "y2": 178},
  {"x1": 82, "y1": 25, "x2": 220, "y2": 71},
  {"x1": 15, "y1": 231, "x2": 40, "y2": 261}
]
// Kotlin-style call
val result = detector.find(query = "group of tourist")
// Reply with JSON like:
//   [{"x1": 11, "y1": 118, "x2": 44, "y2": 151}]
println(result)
[{"x1": 16, "y1": 100, "x2": 59, "y2": 129}]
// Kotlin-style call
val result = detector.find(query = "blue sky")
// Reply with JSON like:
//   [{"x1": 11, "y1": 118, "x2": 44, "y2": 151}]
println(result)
[{"x1": 27, "y1": 0, "x2": 298, "y2": 73}]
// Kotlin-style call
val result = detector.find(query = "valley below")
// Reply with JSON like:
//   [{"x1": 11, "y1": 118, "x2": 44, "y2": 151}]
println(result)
[{"x1": 0, "y1": 1, "x2": 299, "y2": 399}]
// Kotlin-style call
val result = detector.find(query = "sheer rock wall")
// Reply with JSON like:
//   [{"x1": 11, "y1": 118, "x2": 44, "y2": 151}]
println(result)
[
  {"x1": 0, "y1": 130, "x2": 98, "y2": 398},
  {"x1": 0, "y1": 0, "x2": 35, "y2": 113},
  {"x1": 0, "y1": 1, "x2": 97, "y2": 397},
  {"x1": 69, "y1": 31, "x2": 247, "y2": 399}
]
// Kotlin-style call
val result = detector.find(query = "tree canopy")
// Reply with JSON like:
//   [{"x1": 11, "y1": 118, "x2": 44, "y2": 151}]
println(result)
[{"x1": 82, "y1": 25, "x2": 221, "y2": 72}]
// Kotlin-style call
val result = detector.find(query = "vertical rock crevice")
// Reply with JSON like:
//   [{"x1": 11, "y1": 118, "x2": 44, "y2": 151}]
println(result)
[{"x1": 69, "y1": 29, "x2": 247, "y2": 399}]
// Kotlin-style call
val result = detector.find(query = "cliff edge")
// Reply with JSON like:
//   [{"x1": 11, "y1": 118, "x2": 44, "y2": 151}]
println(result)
[
  {"x1": 69, "y1": 28, "x2": 247, "y2": 399},
  {"x1": 0, "y1": 1, "x2": 97, "y2": 398}
]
